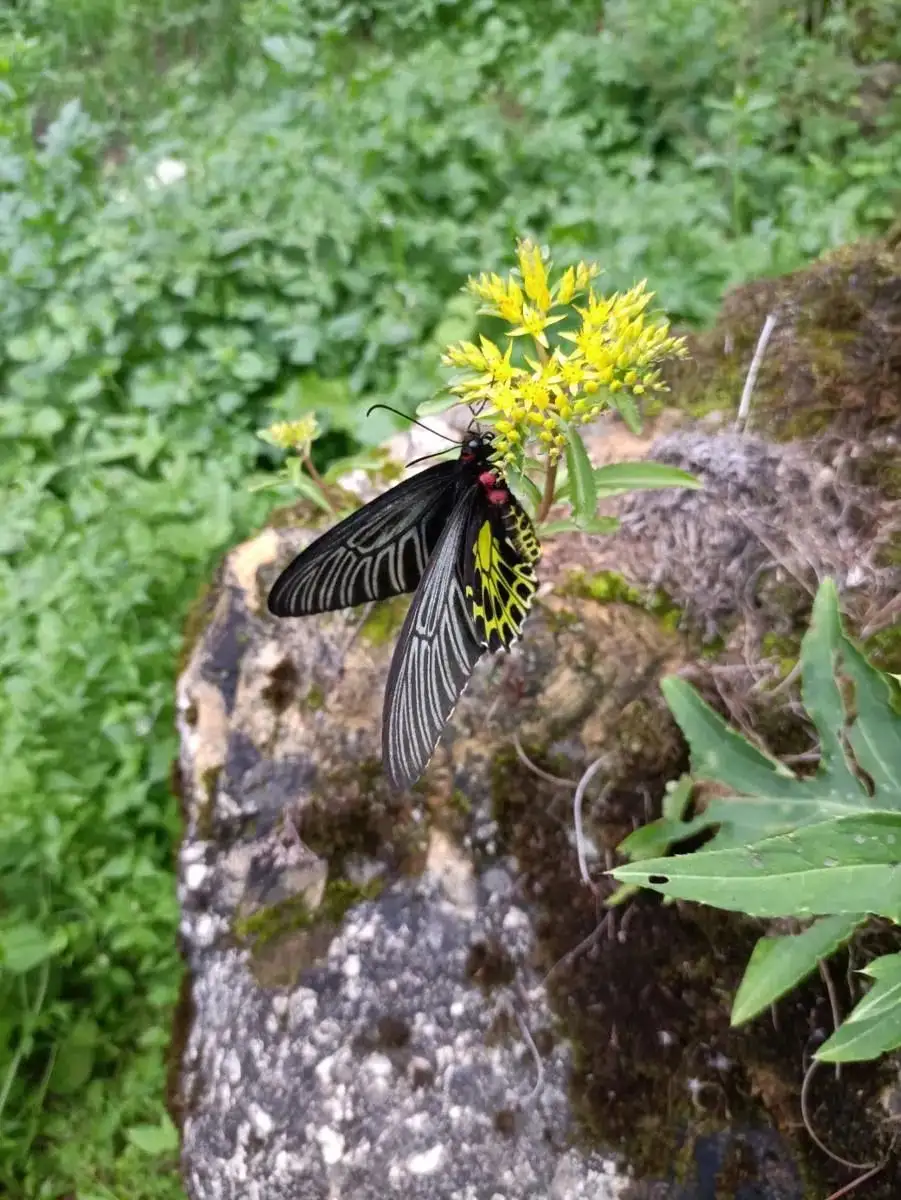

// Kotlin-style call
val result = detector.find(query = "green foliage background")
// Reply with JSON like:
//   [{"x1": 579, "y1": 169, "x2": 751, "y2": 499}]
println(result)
[{"x1": 1, "y1": 0, "x2": 899, "y2": 1194}]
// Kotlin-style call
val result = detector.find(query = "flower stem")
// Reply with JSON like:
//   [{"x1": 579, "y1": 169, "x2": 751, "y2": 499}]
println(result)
[
  {"x1": 303, "y1": 454, "x2": 336, "y2": 514},
  {"x1": 535, "y1": 459, "x2": 558, "y2": 525}
]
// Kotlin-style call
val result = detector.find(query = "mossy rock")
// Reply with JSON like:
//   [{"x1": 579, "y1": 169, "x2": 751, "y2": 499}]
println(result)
[
  {"x1": 668, "y1": 238, "x2": 901, "y2": 453},
  {"x1": 173, "y1": 241, "x2": 901, "y2": 1199}
]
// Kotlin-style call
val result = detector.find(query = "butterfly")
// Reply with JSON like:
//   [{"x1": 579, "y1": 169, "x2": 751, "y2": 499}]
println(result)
[{"x1": 267, "y1": 428, "x2": 540, "y2": 790}]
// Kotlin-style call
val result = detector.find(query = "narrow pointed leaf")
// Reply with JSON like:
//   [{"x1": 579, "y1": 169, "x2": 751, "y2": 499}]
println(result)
[
  {"x1": 842, "y1": 638, "x2": 901, "y2": 797},
  {"x1": 564, "y1": 427, "x2": 597, "y2": 524},
  {"x1": 611, "y1": 812, "x2": 901, "y2": 918},
  {"x1": 592, "y1": 461, "x2": 701, "y2": 497},
  {"x1": 555, "y1": 460, "x2": 700, "y2": 502},
  {"x1": 611, "y1": 392, "x2": 643, "y2": 433},
  {"x1": 504, "y1": 465, "x2": 542, "y2": 515},
  {"x1": 799, "y1": 578, "x2": 863, "y2": 796},
  {"x1": 816, "y1": 954, "x2": 901, "y2": 1062},
  {"x1": 731, "y1": 913, "x2": 864, "y2": 1026},
  {"x1": 661, "y1": 676, "x2": 803, "y2": 799}
]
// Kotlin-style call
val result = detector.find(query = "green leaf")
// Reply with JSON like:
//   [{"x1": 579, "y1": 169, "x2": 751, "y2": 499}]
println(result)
[
  {"x1": 661, "y1": 675, "x2": 807, "y2": 810},
  {"x1": 29, "y1": 407, "x2": 66, "y2": 439},
  {"x1": 556, "y1": 461, "x2": 702, "y2": 502},
  {"x1": 416, "y1": 392, "x2": 461, "y2": 417},
  {"x1": 817, "y1": 954, "x2": 901, "y2": 1062},
  {"x1": 799, "y1": 579, "x2": 862, "y2": 795},
  {"x1": 285, "y1": 460, "x2": 333, "y2": 512},
  {"x1": 126, "y1": 1116, "x2": 179, "y2": 1155},
  {"x1": 50, "y1": 1017, "x2": 100, "y2": 1094},
  {"x1": 563, "y1": 426, "x2": 597, "y2": 524},
  {"x1": 0, "y1": 923, "x2": 66, "y2": 973},
  {"x1": 618, "y1": 775, "x2": 694, "y2": 861},
  {"x1": 611, "y1": 812, "x2": 901, "y2": 918},
  {"x1": 158, "y1": 324, "x2": 188, "y2": 351},
  {"x1": 731, "y1": 914, "x2": 864, "y2": 1026},
  {"x1": 540, "y1": 518, "x2": 582, "y2": 535},
  {"x1": 504, "y1": 465, "x2": 542, "y2": 514},
  {"x1": 322, "y1": 451, "x2": 391, "y2": 483},
  {"x1": 579, "y1": 516, "x2": 620, "y2": 534},
  {"x1": 611, "y1": 392, "x2": 643, "y2": 434},
  {"x1": 540, "y1": 516, "x2": 620, "y2": 536},
  {"x1": 593, "y1": 461, "x2": 702, "y2": 496}
]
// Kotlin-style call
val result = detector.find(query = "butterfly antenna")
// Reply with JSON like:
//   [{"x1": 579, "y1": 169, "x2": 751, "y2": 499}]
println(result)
[
  {"x1": 404, "y1": 447, "x2": 456, "y2": 470},
  {"x1": 366, "y1": 403, "x2": 460, "y2": 444}
]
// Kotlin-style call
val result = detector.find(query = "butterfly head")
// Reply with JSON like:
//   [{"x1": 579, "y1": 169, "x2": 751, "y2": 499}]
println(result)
[{"x1": 459, "y1": 428, "x2": 494, "y2": 464}]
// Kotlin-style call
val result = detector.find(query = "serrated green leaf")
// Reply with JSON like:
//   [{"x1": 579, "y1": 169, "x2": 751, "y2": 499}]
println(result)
[
  {"x1": 611, "y1": 812, "x2": 901, "y2": 918},
  {"x1": 816, "y1": 954, "x2": 901, "y2": 1062},
  {"x1": 661, "y1": 676, "x2": 803, "y2": 800},
  {"x1": 563, "y1": 427, "x2": 597, "y2": 523},
  {"x1": 731, "y1": 914, "x2": 864, "y2": 1026}
]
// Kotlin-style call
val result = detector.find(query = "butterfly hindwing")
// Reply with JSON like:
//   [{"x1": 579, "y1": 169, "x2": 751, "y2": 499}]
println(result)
[
  {"x1": 463, "y1": 493, "x2": 539, "y2": 653},
  {"x1": 267, "y1": 460, "x2": 460, "y2": 616},
  {"x1": 382, "y1": 486, "x2": 483, "y2": 791}
]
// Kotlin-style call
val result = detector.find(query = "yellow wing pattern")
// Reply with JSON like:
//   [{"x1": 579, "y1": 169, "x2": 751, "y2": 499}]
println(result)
[{"x1": 464, "y1": 500, "x2": 539, "y2": 653}]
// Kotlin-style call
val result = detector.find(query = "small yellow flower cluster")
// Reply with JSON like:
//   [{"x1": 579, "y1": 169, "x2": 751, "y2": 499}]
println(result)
[
  {"x1": 442, "y1": 239, "x2": 687, "y2": 463},
  {"x1": 262, "y1": 414, "x2": 319, "y2": 456}
]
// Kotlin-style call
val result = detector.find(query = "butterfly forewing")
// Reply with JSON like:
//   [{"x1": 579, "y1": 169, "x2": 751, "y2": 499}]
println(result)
[
  {"x1": 463, "y1": 495, "x2": 539, "y2": 653},
  {"x1": 267, "y1": 460, "x2": 460, "y2": 616},
  {"x1": 382, "y1": 487, "x2": 483, "y2": 791}
]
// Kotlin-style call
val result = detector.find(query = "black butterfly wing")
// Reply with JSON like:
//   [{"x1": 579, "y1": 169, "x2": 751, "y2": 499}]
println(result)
[
  {"x1": 267, "y1": 460, "x2": 460, "y2": 616},
  {"x1": 382, "y1": 485, "x2": 484, "y2": 790},
  {"x1": 463, "y1": 494, "x2": 540, "y2": 653}
]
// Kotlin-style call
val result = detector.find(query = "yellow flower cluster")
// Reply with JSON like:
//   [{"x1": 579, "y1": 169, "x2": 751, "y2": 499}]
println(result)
[
  {"x1": 262, "y1": 414, "x2": 319, "y2": 456},
  {"x1": 442, "y1": 239, "x2": 688, "y2": 462}
]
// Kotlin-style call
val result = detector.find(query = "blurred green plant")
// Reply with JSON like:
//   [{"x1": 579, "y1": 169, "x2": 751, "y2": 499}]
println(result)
[{"x1": 614, "y1": 579, "x2": 901, "y2": 1064}]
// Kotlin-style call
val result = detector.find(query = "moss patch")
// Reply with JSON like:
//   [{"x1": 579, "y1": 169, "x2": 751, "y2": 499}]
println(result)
[
  {"x1": 566, "y1": 569, "x2": 684, "y2": 633},
  {"x1": 237, "y1": 877, "x2": 384, "y2": 989},
  {"x1": 195, "y1": 766, "x2": 220, "y2": 841},
  {"x1": 863, "y1": 625, "x2": 901, "y2": 675},
  {"x1": 359, "y1": 595, "x2": 410, "y2": 646},
  {"x1": 668, "y1": 239, "x2": 901, "y2": 454}
]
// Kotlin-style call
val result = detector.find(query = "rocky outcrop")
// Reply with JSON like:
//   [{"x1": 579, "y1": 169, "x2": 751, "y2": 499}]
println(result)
[{"x1": 171, "y1": 241, "x2": 901, "y2": 1199}]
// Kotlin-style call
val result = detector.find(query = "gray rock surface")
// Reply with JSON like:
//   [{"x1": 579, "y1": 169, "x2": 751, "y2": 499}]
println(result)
[{"x1": 173, "y1": 415, "x2": 899, "y2": 1199}]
